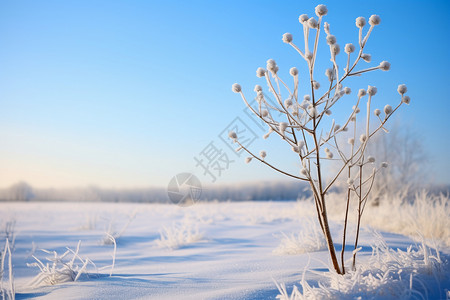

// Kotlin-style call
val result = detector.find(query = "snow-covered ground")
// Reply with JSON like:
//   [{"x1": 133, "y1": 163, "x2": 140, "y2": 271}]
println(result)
[{"x1": 1, "y1": 200, "x2": 449, "y2": 299}]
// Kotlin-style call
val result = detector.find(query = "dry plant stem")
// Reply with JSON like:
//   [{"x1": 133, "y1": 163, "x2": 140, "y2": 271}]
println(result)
[
  {"x1": 352, "y1": 162, "x2": 364, "y2": 270},
  {"x1": 341, "y1": 167, "x2": 352, "y2": 274}
]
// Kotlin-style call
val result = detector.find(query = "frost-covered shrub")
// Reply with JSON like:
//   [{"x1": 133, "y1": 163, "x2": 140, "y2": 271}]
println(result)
[{"x1": 230, "y1": 4, "x2": 409, "y2": 274}]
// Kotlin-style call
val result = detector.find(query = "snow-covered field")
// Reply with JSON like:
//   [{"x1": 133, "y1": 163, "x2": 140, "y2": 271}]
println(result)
[{"x1": 1, "y1": 200, "x2": 449, "y2": 299}]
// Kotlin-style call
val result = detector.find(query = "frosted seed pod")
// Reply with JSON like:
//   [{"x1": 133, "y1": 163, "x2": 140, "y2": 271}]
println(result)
[
  {"x1": 307, "y1": 17, "x2": 318, "y2": 28},
  {"x1": 369, "y1": 15, "x2": 381, "y2": 26},
  {"x1": 300, "y1": 168, "x2": 308, "y2": 176},
  {"x1": 384, "y1": 104, "x2": 392, "y2": 115},
  {"x1": 381, "y1": 162, "x2": 388, "y2": 168},
  {"x1": 344, "y1": 87, "x2": 351, "y2": 94},
  {"x1": 279, "y1": 122, "x2": 288, "y2": 133},
  {"x1": 304, "y1": 95, "x2": 311, "y2": 101},
  {"x1": 266, "y1": 59, "x2": 278, "y2": 73},
  {"x1": 351, "y1": 116, "x2": 356, "y2": 122},
  {"x1": 324, "y1": 148, "x2": 330, "y2": 153},
  {"x1": 313, "y1": 81, "x2": 320, "y2": 90},
  {"x1": 397, "y1": 84, "x2": 407, "y2": 95},
  {"x1": 325, "y1": 109, "x2": 332, "y2": 115},
  {"x1": 348, "y1": 138, "x2": 355, "y2": 145},
  {"x1": 254, "y1": 85, "x2": 262, "y2": 92},
  {"x1": 232, "y1": 83, "x2": 241, "y2": 93},
  {"x1": 355, "y1": 16, "x2": 366, "y2": 28},
  {"x1": 347, "y1": 178, "x2": 354, "y2": 185},
  {"x1": 326, "y1": 35, "x2": 336, "y2": 45},
  {"x1": 284, "y1": 98, "x2": 293, "y2": 107},
  {"x1": 245, "y1": 157, "x2": 252, "y2": 164},
  {"x1": 358, "y1": 89, "x2": 367, "y2": 97},
  {"x1": 315, "y1": 4, "x2": 328, "y2": 17},
  {"x1": 361, "y1": 53, "x2": 371, "y2": 63},
  {"x1": 260, "y1": 150, "x2": 267, "y2": 159},
  {"x1": 305, "y1": 51, "x2": 313, "y2": 61},
  {"x1": 368, "y1": 156, "x2": 375, "y2": 163},
  {"x1": 297, "y1": 140, "x2": 305, "y2": 149},
  {"x1": 291, "y1": 146, "x2": 299, "y2": 153},
  {"x1": 256, "y1": 67, "x2": 266, "y2": 78},
  {"x1": 290, "y1": 67, "x2": 299, "y2": 76},
  {"x1": 352, "y1": 105, "x2": 360, "y2": 113},
  {"x1": 342, "y1": 126, "x2": 348, "y2": 132},
  {"x1": 379, "y1": 61, "x2": 390, "y2": 71},
  {"x1": 367, "y1": 85, "x2": 377, "y2": 96},
  {"x1": 309, "y1": 107, "x2": 318, "y2": 117},
  {"x1": 374, "y1": 109, "x2": 381, "y2": 116},
  {"x1": 261, "y1": 109, "x2": 269, "y2": 117},
  {"x1": 360, "y1": 134, "x2": 367, "y2": 143},
  {"x1": 326, "y1": 151, "x2": 333, "y2": 159},
  {"x1": 331, "y1": 44, "x2": 340, "y2": 55},
  {"x1": 325, "y1": 68, "x2": 334, "y2": 80},
  {"x1": 228, "y1": 131, "x2": 237, "y2": 140},
  {"x1": 299, "y1": 14, "x2": 309, "y2": 23},
  {"x1": 345, "y1": 43, "x2": 355, "y2": 54},
  {"x1": 402, "y1": 95, "x2": 411, "y2": 105},
  {"x1": 282, "y1": 33, "x2": 293, "y2": 43},
  {"x1": 334, "y1": 124, "x2": 341, "y2": 131}
]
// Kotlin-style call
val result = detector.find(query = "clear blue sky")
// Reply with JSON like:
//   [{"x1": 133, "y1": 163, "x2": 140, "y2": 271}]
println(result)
[{"x1": 1, "y1": 0, "x2": 449, "y2": 188}]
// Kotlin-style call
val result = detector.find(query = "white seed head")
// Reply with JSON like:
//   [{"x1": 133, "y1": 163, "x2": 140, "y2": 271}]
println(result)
[
  {"x1": 305, "y1": 51, "x2": 313, "y2": 61},
  {"x1": 290, "y1": 67, "x2": 299, "y2": 76},
  {"x1": 266, "y1": 59, "x2": 278, "y2": 74},
  {"x1": 315, "y1": 4, "x2": 328, "y2": 17},
  {"x1": 352, "y1": 105, "x2": 360, "y2": 114},
  {"x1": 379, "y1": 61, "x2": 391, "y2": 71},
  {"x1": 361, "y1": 53, "x2": 371, "y2": 63},
  {"x1": 308, "y1": 106, "x2": 318, "y2": 117},
  {"x1": 325, "y1": 109, "x2": 332, "y2": 115},
  {"x1": 325, "y1": 68, "x2": 334, "y2": 81},
  {"x1": 374, "y1": 108, "x2": 381, "y2": 116},
  {"x1": 282, "y1": 32, "x2": 293, "y2": 43},
  {"x1": 381, "y1": 162, "x2": 389, "y2": 168},
  {"x1": 254, "y1": 85, "x2": 262, "y2": 92},
  {"x1": 331, "y1": 44, "x2": 340, "y2": 56},
  {"x1": 344, "y1": 87, "x2": 351, "y2": 94},
  {"x1": 384, "y1": 104, "x2": 392, "y2": 115},
  {"x1": 334, "y1": 124, "x2": 341, "y2": 131},
  {"x1": 245, "y1": 157, "x2": 252, "y2": 164},
  {"x1": 304, "y1": 95, "x2": 311, "y2": 101},
  {"x1": 326, "y1": 151, "x2": 333, "y2": 159},
  {"x1": 345, "y1": 43, "x2": 355, "y2": 54},
  {"x1": 299, "y1": 14, "x2": 309, "y2": 24},
  {"x1": 291, "y1": 146, "x2": 300, "y2": 153},
  {"x1": 323, "y1": 22, "x2": 330, "y2": 34},
  {"x1": 402, "y1": 95, "x2": 411, "y2": 105},
  {"x1": 260, "y1": 150, "x2": 267, "y2": 159},
  {"x1": 397, "y1": 84, "x2": 407, "y2": 95},
  {"x1": 307, "y1": 17, "x2": 318, "y2": 29},
  {"x1": 228, "y1": 131, "x2": 237, "y2": 140},
  {"x1": 284, "y1": 98, "x2": 293, "y2": 107},
  {"x1": 369, "y1": 15, "x2": 381, "y2": 26},
  {"x1": 355, "y1": 17, "x2": 366, "y2": 28},
  {"x1": 279, "y1": 122, "x2": 288, "y2": 133},
  {"x1": 297, "y1": 140, "x2": 305, "y2": 149},
  {"x1": 256, "y1": 67, "x2": 266, "y2": 78},
  {"x1": 261, "y1": 109, "x2": 269, "y2": 117},
  {"x1": 368, "y1": 156, "x2": 375, "y2": 163},
  {"x1": 313, "y1": 81, "x2": 320, "y2": 90},
  {"x1": 360, "y1": 134, "x2": 367, "y2": 143},
  {"x1": 348, "y1": 138, "x2": 355, "y2": 145},
  {"x1": 232, "y1": 83, "x2": 241, "y2": 93},
  {"x1": 358, "y1": 89, "x2": 367, "y2": 97},
  {"x1": 326, "y1": 35, "x2": 336, "y2": 45},
  {"x1": 300, "y1": 168, "x2": 308, "y2": 176},
  {"x1": 367, "y1": 85, "x2": 377, "y2": 96},
  {"x1": 347, "y1": 178, "x2": 354, "y2": 185}
]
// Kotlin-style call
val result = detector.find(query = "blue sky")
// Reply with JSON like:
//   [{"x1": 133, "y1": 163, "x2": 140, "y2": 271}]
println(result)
[{"x1": 0, "y1": 0, "x2": 449, "y2": 188}]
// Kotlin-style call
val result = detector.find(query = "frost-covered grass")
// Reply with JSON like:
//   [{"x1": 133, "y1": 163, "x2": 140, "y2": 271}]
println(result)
[
  {"x1": 273, "y1": 219, "x2": 326, "y2": 255},
  {"x1": 155, "y1": 221, "x2": 204, "y2": 250},
  {"x1": 275, "y1": 232, "x2": 449, "y2": 299},
  {"x1": 1, "y1": 239, "x2": 15, "y2": 300}
]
